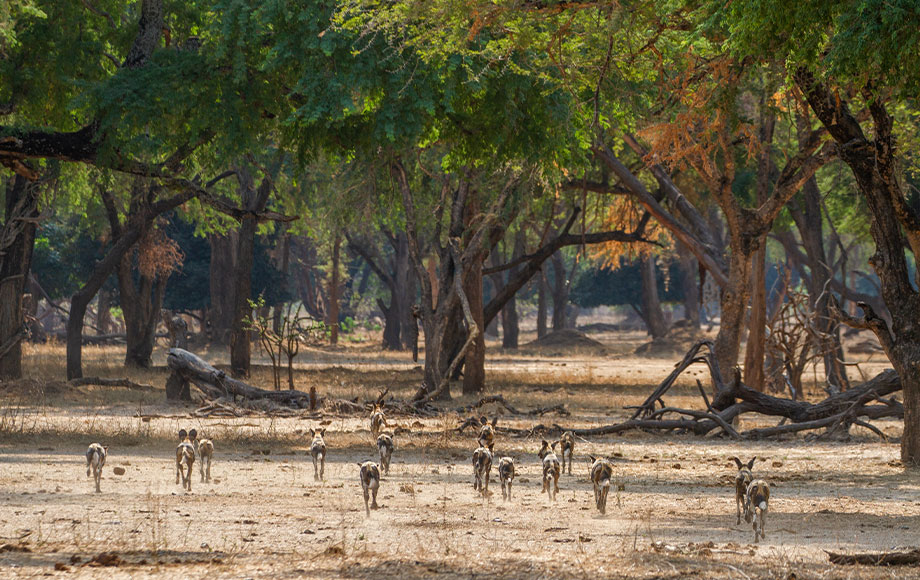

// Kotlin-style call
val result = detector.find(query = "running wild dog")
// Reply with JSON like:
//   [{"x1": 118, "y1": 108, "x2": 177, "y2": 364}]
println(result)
[
  {"x1": 477, "y1": 416, "x2": 497, "y2": 448},
  {"x1": 559, "y1": 431, "x2": 575, "y2": 475},
  {"x1": 538, "y1": 440, "x2": 561, "y2": 501},
  {"x1": 589, "y1": 455, "x2": 613, "y2": 514},
  {"x1": 744, "y1": 479, "x2": 770, "y2": 543},
  {"x1": 195, "y1": 435, "x2": 214, "y2": 483},
  {"x1": 377, "y1": 433, "x2": 394, "y2": 476},
  {"x1": 370, "y1": 404, "x2": 386, "y2": 438},
  {"x1": 176, "y1": 429, "x2": 196, "y2": 491},
  {"x1": 358, "y1": 461, "x2": 381, "y2": 516},
  {"x1": 472, "y1": 443, "x2": 494, "y2": 497},
  {"x1": 732, "y1": 457, "x2": 756, "y2": 524},
  {"x1": 497, "y1": 456, "x2": 515, "y2": 501},
  {"x1": 310, "y1": 428, "x2": 327, "y2": 481},
  {"x1": 85, "y1": 443, "x2": 107, "y2": 493}
]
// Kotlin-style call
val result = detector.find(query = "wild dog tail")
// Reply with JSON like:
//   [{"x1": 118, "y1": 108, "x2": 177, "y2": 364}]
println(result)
[
  {"x1": 758, "y1": 501, "x2": 767, "y2": 511},
  {"x1": 600, "y1": 478, "x2": 610, "y2": 490}
]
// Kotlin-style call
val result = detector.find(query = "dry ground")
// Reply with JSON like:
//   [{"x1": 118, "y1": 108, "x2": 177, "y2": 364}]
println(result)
[{"x1": 0, "y1": 330, "x2": 916, "y2": 579}]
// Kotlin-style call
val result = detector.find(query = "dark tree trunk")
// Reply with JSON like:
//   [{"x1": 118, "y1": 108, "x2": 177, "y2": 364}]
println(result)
[
  {"x1": 550, "y1": 251, "x2": 568, "y2": 330},
  {"x1": 272, "y1": 231, "x2": 291, "y2": 335},
  {"x1": 537, "y1": 270, "x2": 548, "y2": 338},
  {"x1": 676, "y1": 242, "x2": 700, "y2": 328},
  {"x1": 393, "y1": 232, "x2": 417, "y2": 351},
  {"x1": 744, "y1": 247, "x2": 768, "y2": 390},
  {"x1": 208, "y1": 233, "x2": 237, "y2": 344},
  {"x1": 714, "y1": 251, "x2": 754, "y2": 380},
  {"x1": 639, "y1": 254, "x2": 668, "y2": 338},
  {"x1": 0, "y1": 175, "x2": 39, "y2": 379},
  {"x1": 789, "y1": 169, "x2": 850, "y2": 392},
  {"x1": 118, "y1": 262, "x2": 167, "y2": 368},
  {"x1": 379, "y1": 298, "x2": 401, "y2": 350},
  {"x1": 230, "y1": 166, "x2": 273, "y2": 378},
  {"x1": 462, "y1": 234, "x2": 486, "y2": 396},
  {"x1": 96, "y1": 287, "x2": 113, "y2": 335},
  {"x1": 328, "y1": 233, "x2": 342, "y2": 344}
]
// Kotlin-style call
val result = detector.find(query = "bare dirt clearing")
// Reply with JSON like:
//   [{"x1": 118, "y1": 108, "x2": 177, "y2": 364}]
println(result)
[{"x1": 0, "y1": 335, "x2": 915, "y2": 579}]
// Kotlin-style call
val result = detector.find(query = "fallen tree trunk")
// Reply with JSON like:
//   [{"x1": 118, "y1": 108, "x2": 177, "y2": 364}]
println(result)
[
  {"x1": 456, "y1": 394, "x2": 570, "y2": 417},
  {"x1": 69, "y1": 377, "x2": 156, "y2": 392},
  {"x1": 827, "y1": 548, "x2": 920, "y2": 566},
  {"x1": 166, "y1": 348, "x2": 311, "y2": 407}
]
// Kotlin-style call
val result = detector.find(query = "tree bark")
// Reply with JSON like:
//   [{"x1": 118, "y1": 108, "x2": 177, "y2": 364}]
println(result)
[
  {"x1": 639, "y1": 254, "x2": 668, "y2": 338},
  {"x1": 550, "y1": 251, "x2": 568, "y2": 330},
  {"x1": 537, "y1": 271, "x2": 548, "y2": 339},
  {"x1": 462, "y1": 221, "x2": 486, "y2": 394},
  {"x1": 327, "y1": 233, "x2": 342, "y2": 344},
  {"x1": 0, "y1": 175, "x2": 39, "y2": 379},
  {"x1": 118, "y1": 263, "x2": 166, "y2": 368},
  {"x1": 676, "y1": 242, "x2": 700, "y2": 328},
  {"x1": 208, "y1": 233, "x2": 237, "y2": 344},
  {"x1": 271, "y1": 231, "x2": 290, "y2": 335},
  {"x1": 229, "y1": 164, "x2": 274, "y2": 378}
]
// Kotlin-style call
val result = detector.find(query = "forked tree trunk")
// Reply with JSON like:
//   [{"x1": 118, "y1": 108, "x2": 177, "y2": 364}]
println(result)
[
  {"x1": 0, "y1": 175, "x2": 39, "y2": 380},
  {"x1": 118, "y1": 262, "x2": 167, "y2": 368}
]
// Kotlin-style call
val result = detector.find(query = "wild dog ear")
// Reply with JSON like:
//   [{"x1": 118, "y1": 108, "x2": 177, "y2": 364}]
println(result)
[
  {"x1": 103, "y1": 446, "x2": 109, "y2": 451},
  {"x1": 189, "y1": 428, "x2": 198, "y2": 440},
  {"x1": 540, "y1": 439, "x2": 548, "y2": 447},
  {"x1": 319, "y1": 428, "x2": 326, "y2": 436},
  {"x1": 551, "y1": 441, "x2": 558, "y2": 450},
  {"x1": 178, "y1": 429, "x2": 187, "y2": 440},
  {"x1": 479, "y1": 416, "x2": 487, "y2": 426},
  {"x1": 732, "y1": 457, "x2": 744, "y2": 469},
  {"x1": 310, "y1": 428, "x2": 315, "y2": 437},
  {"x1": 491, "y1": 417, "x2": 498, "y2": 427},
  {"x1": 747, "y1": 457, "x2": 756, "y2": 469},
  {"x1": 589, "y1": 455, "x2": 598, "y2": 463}
]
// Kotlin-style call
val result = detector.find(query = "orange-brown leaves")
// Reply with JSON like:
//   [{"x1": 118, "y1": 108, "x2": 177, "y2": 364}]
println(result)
[{"x1": 137, "y1": 227, "x2": 184, "y2": 278}]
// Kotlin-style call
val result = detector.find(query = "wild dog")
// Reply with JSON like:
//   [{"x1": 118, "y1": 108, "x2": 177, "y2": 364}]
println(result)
[
  {"x1": 477, "y1": 416, "x2": 497, "y2": 448},
  {"x1": 310, "y1": 428, "x2": 327, "y2": 481},
  {"x1": 744, "y1": 479, "x2": 770, "y2": 543},
  {"x1": 589, "y1": 455, "x2": 613, "y2": 514},
  {"x1": 732, "y1": 457, "x2": 756, "y2": 525},
  {"x1": 370, "y1": 404, "x2": 387, "y2": 438},
  {"x1": 472, "y1": 443, "x2": 494, "y2": 497},
  {"x1": 377, "y1": 432, "x2": 394, "y2": 476},
  {"x1": 559, "y1": 431, "x2": 575, "y2": 475},
  {"x1": 538, "y1": 440, "x2": 561, "y2": 501},
  {"x1": 175, "y1": 428, "x2": 196, "y2": 492},
  {"x1": 195, "y1": 435, "x2": 214, "y2": 483},
  {"x1": 497, "y1": 456, "x2": 515, "y2": 501},
  {"x1": 358, "y1": 461, "x2": 381, "y2": 516},
  {"x1": 85, "y1": 443, "x2": 107, "y2": 493}
]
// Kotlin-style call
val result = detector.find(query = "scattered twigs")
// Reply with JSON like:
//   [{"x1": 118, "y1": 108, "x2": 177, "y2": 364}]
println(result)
[
  {"x1": 827, "y1": 548, "x2": 920, "y2": 566},
  {"x1": 455, "y1": 394, "x2": 569, "y2": 417}
]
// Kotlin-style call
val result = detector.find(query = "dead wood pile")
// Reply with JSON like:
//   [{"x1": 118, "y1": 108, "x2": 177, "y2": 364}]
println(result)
[{"x1": 557, "y1": 340, "x2": 902, "y2": 440}]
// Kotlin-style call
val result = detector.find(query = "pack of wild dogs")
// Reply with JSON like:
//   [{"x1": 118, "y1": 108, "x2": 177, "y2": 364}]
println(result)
[{"x1": 82, "y1": 406, "x2": 771, "y2": 542}]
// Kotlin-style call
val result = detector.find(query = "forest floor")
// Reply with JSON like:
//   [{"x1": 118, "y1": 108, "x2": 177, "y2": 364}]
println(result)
[{"x1": 0, "y1": 327, "x2": 916, "y2": 579}]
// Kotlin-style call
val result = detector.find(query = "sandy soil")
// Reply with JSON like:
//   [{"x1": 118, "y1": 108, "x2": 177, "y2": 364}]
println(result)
[{"x1": 0, "y1": 334, "x2": 916, "y2": 579}]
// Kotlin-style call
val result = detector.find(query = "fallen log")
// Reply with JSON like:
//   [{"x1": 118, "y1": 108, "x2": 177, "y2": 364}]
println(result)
[
  {"x1": 69, "y1": 377, "x2": 157, "y2": 392},
  {"x1": 827, "y1": 548, "x2": 920, "y2": 566},
  {"x1": 166, "y1": 348, "x2": 312, "y2": 408}
]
